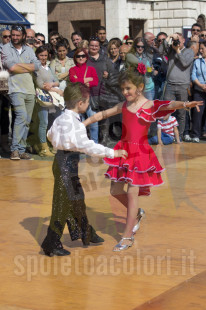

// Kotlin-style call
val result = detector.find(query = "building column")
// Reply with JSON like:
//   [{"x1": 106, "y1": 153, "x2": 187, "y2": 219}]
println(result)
[
  {"x1": 34, "y1": 0, "x2": 48, "y2": 40},
  {"x1": 105, "y1": 0, "x2": 129, "y2": 41}
]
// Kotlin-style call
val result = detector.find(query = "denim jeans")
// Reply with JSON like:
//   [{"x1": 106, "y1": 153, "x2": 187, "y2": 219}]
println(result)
[
  {"x1": 38, "y1": 106, "x2": 61, "y2": 143},
  {"x1": 148, "y1": 132, "x2": 174, "y2": 145},
  {"x1": 9, "y1": 92, "x2": 35, "y2": 153},
  {"x1": 164, "y1": 83, "x2": 188, "y2": 139},
  {"x1": 144, "y1": 88, "x2": 155, "y2": 100},
  {"x1": 81, "y1": 106, "x2": 98, "y2": 143}
]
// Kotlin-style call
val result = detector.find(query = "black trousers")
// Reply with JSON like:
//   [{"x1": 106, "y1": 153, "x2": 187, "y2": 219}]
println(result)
[{"x1": 41, "y1": 151, "x2": 92, "y2": 252}]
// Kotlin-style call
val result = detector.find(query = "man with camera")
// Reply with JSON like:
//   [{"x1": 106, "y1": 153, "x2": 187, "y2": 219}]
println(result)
[{"x1": 159, "y1": 32, "x2": 195, "y2": 140}]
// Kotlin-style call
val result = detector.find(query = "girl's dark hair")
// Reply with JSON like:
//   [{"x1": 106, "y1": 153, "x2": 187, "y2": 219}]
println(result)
[
  {"x1": 64, "y1": 82, "x2": 90, "y2": 109},
  {"x1": 43, "y1": 43, "x2": 55, "y2": 60},
  {"x1": 73, "y1": 48, "x2": 88, "y2": 65},
  {"x1": 35, "y1": 45, "x2": 49, "y2": 57},
  {"x1": 118, "y1": 70, "x2": 145, "y2": 89}
]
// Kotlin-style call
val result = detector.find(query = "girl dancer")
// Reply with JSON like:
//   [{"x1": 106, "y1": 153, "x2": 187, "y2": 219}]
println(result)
[{"x1": 84, "y1": 69, "x2": 202, "y2": 251}]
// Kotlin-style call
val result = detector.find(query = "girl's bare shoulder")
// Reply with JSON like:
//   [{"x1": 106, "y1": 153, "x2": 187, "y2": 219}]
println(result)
[{"x1": 143, "y1": 100, "x2": 154, "y2": 109}]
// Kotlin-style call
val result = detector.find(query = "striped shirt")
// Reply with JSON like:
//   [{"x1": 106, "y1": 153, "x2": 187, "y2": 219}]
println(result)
[{"x1": 157, "y1": 116, "x2": 178, "y2": 137}]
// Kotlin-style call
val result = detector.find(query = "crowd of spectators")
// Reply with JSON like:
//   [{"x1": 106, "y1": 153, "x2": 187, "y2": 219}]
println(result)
[{"x1": 0, "y1": 20, "x2": 206, "y2": 160}]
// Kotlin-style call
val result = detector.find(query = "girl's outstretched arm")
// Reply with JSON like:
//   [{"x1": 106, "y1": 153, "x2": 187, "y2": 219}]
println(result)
[
  {"x1": 83, "y1": 101, "x2": 124, "y2": 127},
  {"x1": 161, "y1": 100, "x2": 203, "y2": 112}
]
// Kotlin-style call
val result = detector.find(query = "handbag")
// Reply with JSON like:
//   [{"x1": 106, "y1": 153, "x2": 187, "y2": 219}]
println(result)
[
  {"x1": 36, "y1": 88, "x2": 54, "y2": 108},
  {"x1": 0, "y1": 58, "x2": 9, "y2": 94}
]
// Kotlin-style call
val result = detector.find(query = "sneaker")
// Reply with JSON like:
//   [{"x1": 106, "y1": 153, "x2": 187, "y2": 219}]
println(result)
[
  {"x1": 19, "y1": 152, "x2": 34, "y2": 160},
  {"x1": 10, "y1": 150, "x2": 20, "y2": 160},
  {"x1": 192, "y1": 137, "x2": 200, "y2": 143},
  {"x1": 183, "y1": 135, "x2": 192, "y2": 142}
]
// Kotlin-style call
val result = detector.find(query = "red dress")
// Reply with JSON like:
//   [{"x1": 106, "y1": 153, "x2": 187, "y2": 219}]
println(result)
[{"x1": 104, "y1": 100, "x2": 175, "y2": 196}]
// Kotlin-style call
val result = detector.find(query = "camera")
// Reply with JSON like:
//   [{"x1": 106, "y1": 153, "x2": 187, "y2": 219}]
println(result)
[
  {"x1": 153, "y1": 57, "x2": 162, "y2": 71},
  {"x1": 172, "y1": 39, "x2": 180, "y2": 46}
]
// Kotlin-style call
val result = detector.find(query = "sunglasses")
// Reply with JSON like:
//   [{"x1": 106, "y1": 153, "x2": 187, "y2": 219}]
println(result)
[
  {"x1": 136, "y1": 45, "x2": 145, "y2": 48},
  {"x1": 126, "y1": 41, "x2": 133, "y2": 45},
  {"x1": 3, "y1": 35, "x2": 11, "y2": 39},
  {"x1": 192, "y1": 28, "x2": 201, "y2": 32},
  {"x1": 76, "y1": 55, "x2": 86, "y2": 58},
  {"x1": 157, "y1": 39, "x2": 165, "y2": 42},
  {"x1": 201, "y1": 34, "x2": 206, "y2": 37},
  {"x1": 89, "y1": 36, "x2": 99, "y2": 42},
  {"x1": 36, "y1": 39, "x2": 45, "y2": 44},
  {"x1": 11, "y1": 25, "x2": 24, "y2": 32}
]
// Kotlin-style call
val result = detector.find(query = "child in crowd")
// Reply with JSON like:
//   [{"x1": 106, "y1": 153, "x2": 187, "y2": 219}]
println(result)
[
  {"x1": 149, "y1": 113, "x2": 181, "y2": 145},
  {"x1": 41, "y1": 82, "x2": 127, "y2": 256},
  {"x1": 84, "y1": 70, "x2": 202, "y2": 252}
]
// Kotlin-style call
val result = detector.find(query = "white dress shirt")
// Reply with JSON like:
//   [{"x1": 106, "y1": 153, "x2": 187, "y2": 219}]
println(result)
[{"x1": 47, "y1": 109, "x2": 114, "y2": 158}]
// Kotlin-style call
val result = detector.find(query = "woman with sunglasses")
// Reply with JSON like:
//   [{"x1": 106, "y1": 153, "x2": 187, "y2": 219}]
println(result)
[
  {"x1": 69, "y1": 48, "x2": 99, "y2": 142},
  {"x1": 50, "y1": 41, "x2": 74, "y2": 91},
  {"x1": 126, "y1": 37, "x2": 155, "y2": 100}
]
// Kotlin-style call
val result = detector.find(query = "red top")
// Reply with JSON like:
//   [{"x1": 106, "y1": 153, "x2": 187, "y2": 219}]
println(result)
[{"x1": 69, "y1": 63, "x2": 99, "y2": 88}]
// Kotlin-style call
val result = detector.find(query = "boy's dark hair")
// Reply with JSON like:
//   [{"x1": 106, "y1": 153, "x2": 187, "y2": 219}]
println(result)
[
  {"x1": 192, "y1": 23, "x2": 202, "y2": 31},
  {"x1": 71, "y1": 31, "x2": 83, "y2": 40},
  {"x1": 156, "y1": 32, "x2": 167, "y2": 39},
  {"x1": 49, "y1": 31, "x2": 59, "y2": 42},
  {"x1": 200, "y1": 40, "x2": 206, "y2": 47},
  {"x1": 35, "y1": 32, "x2": 45, "y2": 40},
  {"x1": 96, "y1": 26, "x2": 106, "y2": 32},
  {"x1": 64, "y1": 82, "x2": 90, "y2": 109},
  {"x1": 56, "y1": 40, "x2": 68, "y2": 51}
]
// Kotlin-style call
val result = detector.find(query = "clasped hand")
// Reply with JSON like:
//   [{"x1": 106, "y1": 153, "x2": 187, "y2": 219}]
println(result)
[{"x1": 114, "y1": 149, "x2": 128, "y2": 159}]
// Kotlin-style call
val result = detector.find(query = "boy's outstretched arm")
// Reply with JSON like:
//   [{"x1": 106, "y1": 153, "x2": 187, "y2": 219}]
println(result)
[{"x1": 83, "y1": 102, "x2": 124, "y2": 127}]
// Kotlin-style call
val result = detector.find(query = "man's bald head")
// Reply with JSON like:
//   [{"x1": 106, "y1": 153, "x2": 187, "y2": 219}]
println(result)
[
  {"x1": 26, "y1": 28, "x2": 35, "y2": 40},
  {"x1": 144, "y1": 32, "x2": 155, "y2": 47},
  {"x1": 119, "y1": 44, "x2": 130, "y2": 61}
]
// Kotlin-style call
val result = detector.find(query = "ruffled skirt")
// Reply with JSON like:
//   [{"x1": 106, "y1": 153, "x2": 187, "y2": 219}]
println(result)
[{"x1": 104, "y1": 141, "x2": 164, "y2": 193}]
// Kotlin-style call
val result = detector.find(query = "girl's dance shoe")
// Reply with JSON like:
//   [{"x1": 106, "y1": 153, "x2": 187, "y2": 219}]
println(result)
[
  {"x1": 113, "y1": 236, "x2": 134, "y2": 252},
  {"x1": 132, "y1": 208, "x2": 145, "y2": 234}
]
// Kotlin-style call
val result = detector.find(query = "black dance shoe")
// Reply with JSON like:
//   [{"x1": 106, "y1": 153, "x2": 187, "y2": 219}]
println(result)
[
  {"x1": 43, "y1": 247, "x2": 71, "y2": 257},
  {"x1": 90, "y1": 233, "x2": 104, "y2": 243},
  {"x1": 82, "y1": 226, "x2": 104, "y2": 245}
]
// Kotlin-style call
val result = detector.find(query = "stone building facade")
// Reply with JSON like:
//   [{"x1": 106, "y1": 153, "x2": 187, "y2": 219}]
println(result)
[
  {"x1": 10, "y1": 0, "x2": 206, "y2": 44},
  {"x1": 48, "y1": 0, "x2": 206, "y2": 43},
  {"x1": 7, "y1": 0, "x2": 48, "y2": 38}
]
